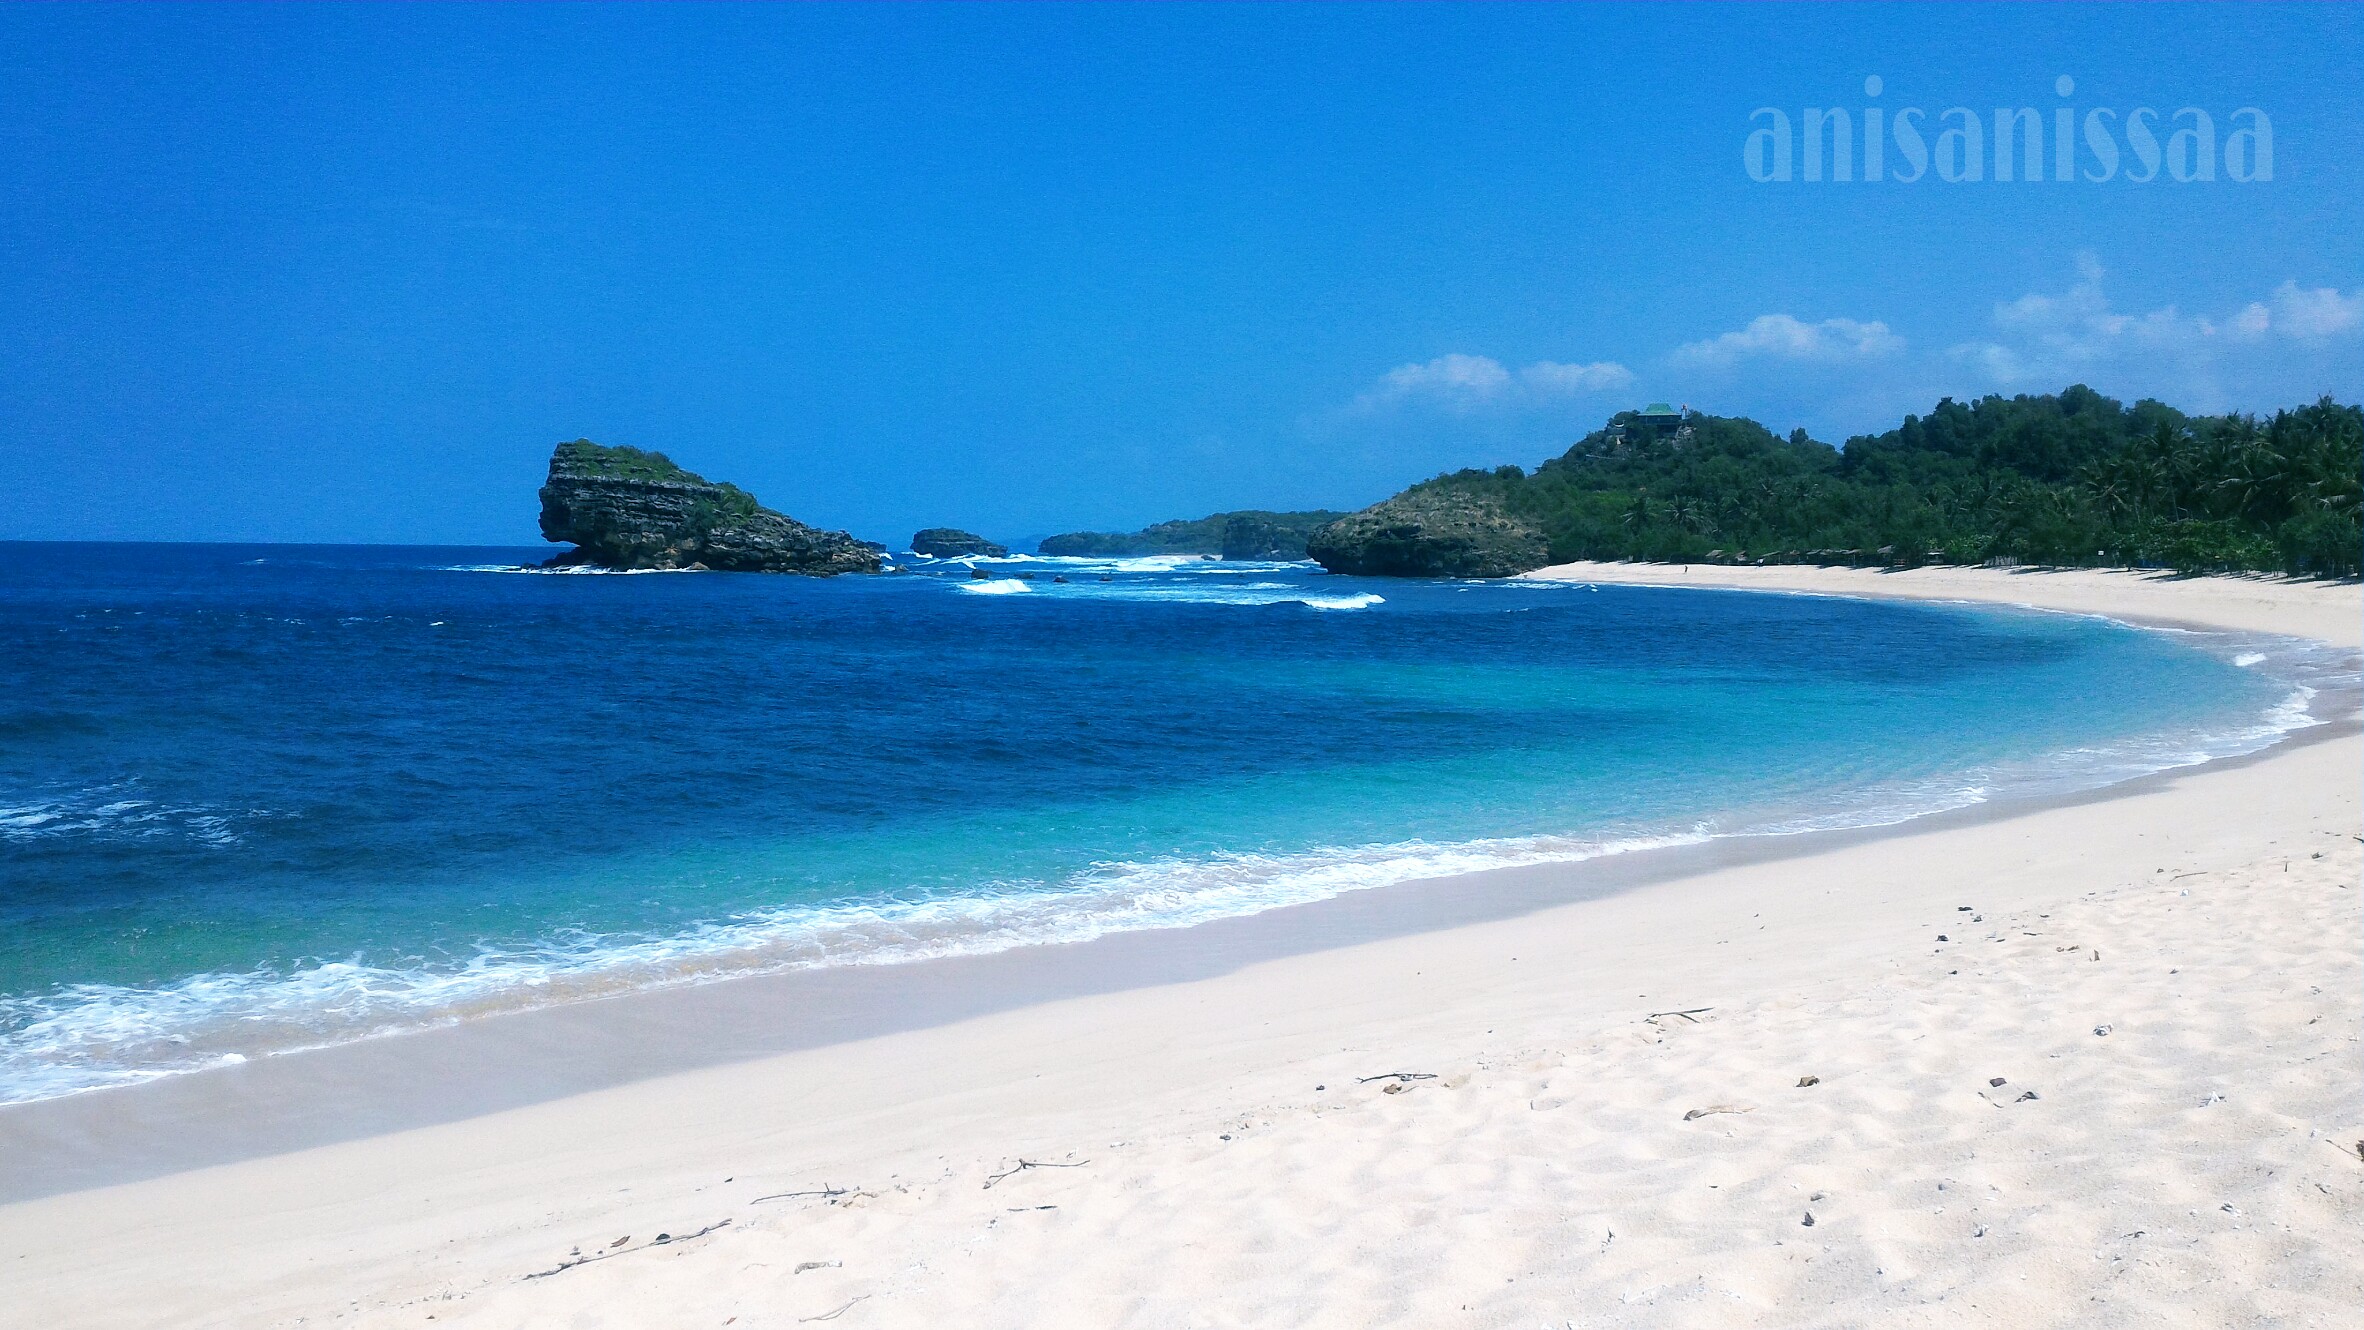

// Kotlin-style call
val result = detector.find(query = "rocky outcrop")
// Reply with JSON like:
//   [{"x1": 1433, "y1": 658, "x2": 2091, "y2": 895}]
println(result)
[
  {"x1": 909, "y1": 528, "x2": 1008, "y2": 558},
  {"x1": 538, "y1": 440, "x2": 882, "y2": 575},
  {"x1": 1305, "y1": 488, "x2": 1550, "y2": 578},
  {"x1": 1037, "y1": 510, "x2": 1345, "y2": 559}
]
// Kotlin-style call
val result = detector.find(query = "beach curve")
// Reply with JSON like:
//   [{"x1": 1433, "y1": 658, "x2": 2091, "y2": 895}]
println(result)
[{"x1": 0, "y1": 566, "x2": 2357, "y2": 1329}]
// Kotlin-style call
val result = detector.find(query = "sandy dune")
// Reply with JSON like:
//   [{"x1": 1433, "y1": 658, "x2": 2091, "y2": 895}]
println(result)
[{"x1": 1, "y1": 567, "x2": 2357, "y2": 1329}]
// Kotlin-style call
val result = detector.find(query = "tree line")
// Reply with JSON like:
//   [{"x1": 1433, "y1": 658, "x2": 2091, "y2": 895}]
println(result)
[{"x1": 1415, "y1": 386, "x2": 2360, "y2": 578}]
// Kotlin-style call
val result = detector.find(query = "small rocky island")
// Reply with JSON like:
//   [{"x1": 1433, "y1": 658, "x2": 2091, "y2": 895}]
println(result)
[
  {"x1": 909, "y1": 528, "x2": 1008, "y2": 558},
  {"x1": 1305, "y1": 488, "x2": 1549, "y2": 578},
  {"x1": 538, "y1": 440, "x2": 883, "y2": 574}
]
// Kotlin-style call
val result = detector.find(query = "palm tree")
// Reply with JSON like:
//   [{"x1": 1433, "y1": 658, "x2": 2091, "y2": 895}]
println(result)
[
  {"x1": 2215, "y1": 431, "x2": 2289, "y2": 524},
  {"x1": 1665, "y1": 497, "x2": 1714, "y2": 535},
  {"x1": 1621, "y1": 493, "x2": 1655, "y2": 533}
]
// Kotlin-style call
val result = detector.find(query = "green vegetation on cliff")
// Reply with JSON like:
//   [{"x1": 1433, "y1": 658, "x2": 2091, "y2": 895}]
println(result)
[
  {"x1": 549, "y1": 439, "x2": 760, "y2": 522},
  {"x1": 1359, "y1": 388, "x2": 2358, "y2": 578},
  {"x1": 1304, "y1": 489, "x2": 1546, "y2": 578},
  {"x1": 1038, "y1": 510, "x2": 1347, "y2": 560},
  {"x1": 550, "y1": 439, "x2": 700, "y2": 484}
]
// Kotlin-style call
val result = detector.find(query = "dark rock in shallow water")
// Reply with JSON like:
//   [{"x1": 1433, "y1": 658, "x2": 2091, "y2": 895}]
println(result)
[
  {"x1": 538, "y1": 440, "x2": 882, "y2": 575},
  {"x1": 909, "y1": 527, "x2": 1008, "y2": 558},
  {"x1": 1305, "y1": 488, "x2": 1550, "y2": 578}
]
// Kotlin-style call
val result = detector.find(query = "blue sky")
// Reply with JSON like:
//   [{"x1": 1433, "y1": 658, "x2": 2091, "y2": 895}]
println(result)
[{"x1": 2, "y1": 4, "x2": 2358, "y2": 546}]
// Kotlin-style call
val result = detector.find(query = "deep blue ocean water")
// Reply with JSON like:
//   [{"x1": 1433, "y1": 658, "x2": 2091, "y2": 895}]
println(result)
[{"x1": 0, "y1": 542, "x2": 2330, "y2": 1104}]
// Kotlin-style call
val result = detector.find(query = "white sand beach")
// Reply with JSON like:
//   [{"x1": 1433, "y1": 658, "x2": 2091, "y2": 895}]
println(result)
[{"x1": 2, "y1": 567, "x2": 2357, "y2": 1329}]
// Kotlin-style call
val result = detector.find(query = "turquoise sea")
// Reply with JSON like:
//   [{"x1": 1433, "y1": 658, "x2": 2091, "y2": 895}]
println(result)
[{"x1": 0, "y1": 542, "x2": 2338, "y2": 1105}]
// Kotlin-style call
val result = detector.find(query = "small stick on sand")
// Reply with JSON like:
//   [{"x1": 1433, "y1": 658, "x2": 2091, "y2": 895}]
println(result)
[
  {"x1": 983, "y1": 1159, "x2": 1090, "y2": 1190},
  {"x1": 1646, "y1": 1008, "x2": 1713, "y2": 1023},
  {"x1": 799, "y1": 1296, "x2": 871, "y2": 1322},
  {"x1": 1356, "y1": 1072, "x2": 1438, "y2": 1084},
  {"x1": 752, "y1": 1187, "x2": 850, "y2": 1205},
  {"x1": 523, "y1": 1219, "x2": 732, "y2": 1280}
]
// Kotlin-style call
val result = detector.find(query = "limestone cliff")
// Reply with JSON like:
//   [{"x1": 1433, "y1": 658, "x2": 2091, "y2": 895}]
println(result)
[
  {"x1": 1305, "y1": 488, "x2": 1549, "y2": 579},
  {"x1": 537, "y1": 440, "x2": 882, "y2": 575}
]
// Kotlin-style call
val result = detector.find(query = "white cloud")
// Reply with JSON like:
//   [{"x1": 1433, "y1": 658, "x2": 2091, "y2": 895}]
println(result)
[
  {"x1": 1953, "y1": 257, "x2": 2364, "y2": 387},
  {"x1": 1357, "y1": 352, "x2": 1630, "y2": 412},
  {"x1": 1671, "y1": 314, "x2": 1904, "y2": 368},
  {"x1": 1386, "y1": 352, "x2": 1513, "y2": 396},
  {"x1": 1520, "y1": 360, "x2": 1634, "y2": 394},
  {"x1": 2261, "y1": 280, "x2": 2364, "y2": 339},
  {"x1": 1368, "y1": 353, "x2": 1512, "y2": 406}
]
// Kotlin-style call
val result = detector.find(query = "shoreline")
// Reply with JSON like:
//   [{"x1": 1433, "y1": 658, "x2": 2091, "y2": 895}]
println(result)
[
  {"x1": 1, "y1": 573, "x2": 2348, "y2": 1197},
  {"x1": 5, "y1": 711, "x2": 2349, "y2": 1204},
  {"x1": 0, "y1": 566, "x2": 2342, "y2": 1117},
  {"x1": 2, "y1": 565, "x2": 2357, "y2": 1327},
  {"x1": 1521, "y1": 560, "x2": 2362, "y2": 645}
]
